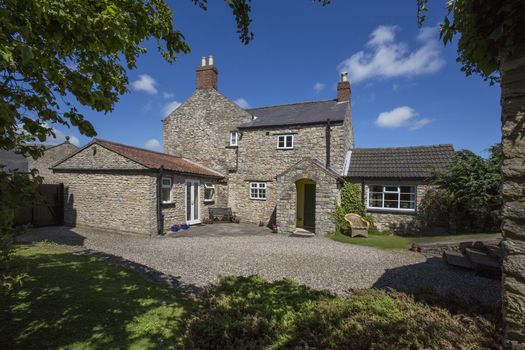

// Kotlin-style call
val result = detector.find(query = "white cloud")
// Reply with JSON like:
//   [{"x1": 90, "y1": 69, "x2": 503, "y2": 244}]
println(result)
[
  {"x1": 144, "y1": 138, "x2": 161, "y2": 151},
  {"x1": 131, "y1": 74, "x2": 158, "y2": 95},
  {"x1": 375, "y1": 106, "x2": 430, "y2": 130},
  {"x1": 162, "y1": 92, "x2": 174, "y2": 99},
  {"x1": 234, "y1": 98, "x2": 251, "y2": 109},
  {"x1": 163, "y1": 100, "x2": 181, "y2": 115},
  {"x1": 376, "y1": 106, "x2": 417, "y2": 128},
  {"x1": 49, "y1": 128, "x2": 80, "y2": 146},
  {"x1": 409, "y1": 117, "x2": 431, "y2": 130},
  {"x1": 313, "y1": 82, "x2": 325, "y2": 93},
  {"x1": 338, "y1": 25, "x2": 445, "y2": 83}
]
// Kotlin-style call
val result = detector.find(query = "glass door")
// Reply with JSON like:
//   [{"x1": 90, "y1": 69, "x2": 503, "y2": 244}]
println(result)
[{"x1": 185, "y1": 179, "x2": 200, "y2": 225}]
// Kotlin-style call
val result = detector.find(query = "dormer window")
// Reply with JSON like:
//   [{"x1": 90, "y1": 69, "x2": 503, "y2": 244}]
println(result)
[
  {"x1": 277, "y1": 135, "x2": 294, "y2": 149},
  {"x1": 230, "y1": 131, "x2": 239, "y2": 147}
]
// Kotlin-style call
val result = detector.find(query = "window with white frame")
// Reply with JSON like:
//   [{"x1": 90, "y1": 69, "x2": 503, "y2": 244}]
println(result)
[
  {"x1": 250, "y1": 182, "x2": 267, "y2": 200},
  {"x1": 230, "y1": 131, "x2": 239, "y2": 146},
  {"x1": 277, "y1": 134, "x2": 294, "y2": 149},
  {"x1": 204, "y1": 183, "x2": 215, "y2": 202},
  {"x1": 367, "y1": 185, "x2": 416, "y2": 211},
  {"x1": 161, "y1": 176, "x2": 172, "y2": 203}
]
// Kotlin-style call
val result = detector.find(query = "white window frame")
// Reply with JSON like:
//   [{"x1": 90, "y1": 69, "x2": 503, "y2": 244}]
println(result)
[
  {"x1": 277, "y1": 134, "x2": 294, "y2": 149},
  {"x1": 230, "y1": 131, "x2": 239, "y2": 146},
  {"x1": 366, "y1": 185, "x2": 416, "y2": 212},
  {"x1": 203, "y1": 183, "x2": 215, "y2": 203},
  {"x1": 249, "y1": 182, "x2": 267, "y2": 200},
  {"x1": 161, "y1": 176, "x2": 172, "y2": 204}
]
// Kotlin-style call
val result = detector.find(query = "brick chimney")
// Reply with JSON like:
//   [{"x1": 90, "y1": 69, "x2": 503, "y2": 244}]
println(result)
[
  {"x1": 196, "y1": 55, "x2": 218, "y2": 90},
  {"x1": 337, "y1": 72, "x2": 351, "y2": 102}
]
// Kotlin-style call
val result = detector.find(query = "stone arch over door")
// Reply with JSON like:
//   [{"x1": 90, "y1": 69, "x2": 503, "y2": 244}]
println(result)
[{"x1": 276, "y1": 158, "x2": 342, "y2": 235}]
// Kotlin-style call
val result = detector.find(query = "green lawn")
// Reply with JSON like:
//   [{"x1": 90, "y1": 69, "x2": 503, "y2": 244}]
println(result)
[
  {"x1": 328, "y1": 230, "x2": 502, "y2": 250},
  {"x1": 0, "y1": 245, "x2": 196, "y2": 350}
]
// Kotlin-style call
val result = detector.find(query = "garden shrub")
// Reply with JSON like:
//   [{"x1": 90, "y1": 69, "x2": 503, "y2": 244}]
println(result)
[
  {"x1": 183, "y1": 276, "x2": 498, "y2": 350},
  {"x1": 334, "y1": 181, "x2": 373, "y2": 235}
]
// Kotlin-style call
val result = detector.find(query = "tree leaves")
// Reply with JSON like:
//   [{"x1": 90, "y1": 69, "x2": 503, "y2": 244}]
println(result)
[{"x1": 418, "y1": 0, "x2": 525, "y2": 85}]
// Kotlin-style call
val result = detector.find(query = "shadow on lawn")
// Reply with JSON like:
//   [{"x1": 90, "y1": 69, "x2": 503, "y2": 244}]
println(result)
[
  {"x1": 1, "y1": 246, "x2": 198, "y2": 350},
  {"x1": 372, "y1": 257, "x2": 502, "y2": 319}
]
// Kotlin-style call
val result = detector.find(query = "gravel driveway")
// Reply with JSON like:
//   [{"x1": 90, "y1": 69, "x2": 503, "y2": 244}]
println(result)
[{"x1": 19, "y1": 225, "x2": 501, "y2": 305}]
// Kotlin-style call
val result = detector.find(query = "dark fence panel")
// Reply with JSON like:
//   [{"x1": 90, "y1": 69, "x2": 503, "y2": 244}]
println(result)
[{"x1": 14, "y1": 184, "x2": 64, "y2": 227}]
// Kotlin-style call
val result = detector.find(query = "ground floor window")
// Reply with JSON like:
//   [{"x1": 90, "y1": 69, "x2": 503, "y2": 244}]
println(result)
[
  {"x1": 161, "y1": 176, "x2": 172, "y2": 203},
  {"x1": 367, "y1": 185, "x2": 416, "y2": 211},
  {"x1": 250, "y1": 182, "x2": 267, "y2": 200},
  {"x1": 204, "y1": 183, "x2": 215, "y2": 202}
]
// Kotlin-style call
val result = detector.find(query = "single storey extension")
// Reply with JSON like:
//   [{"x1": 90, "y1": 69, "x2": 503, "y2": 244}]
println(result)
[{"x1": 52, "y1": 139, "x2": 223, "y2": 235}]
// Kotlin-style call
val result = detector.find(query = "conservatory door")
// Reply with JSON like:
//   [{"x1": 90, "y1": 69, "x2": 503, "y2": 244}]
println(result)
[{"x1": 185, "y1": 179, "x2": 200, "y2": 225}]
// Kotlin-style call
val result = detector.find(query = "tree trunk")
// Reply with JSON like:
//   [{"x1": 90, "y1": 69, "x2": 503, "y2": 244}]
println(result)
[{"x1": 501, "y1": 48, "x2": 525, "y2": 349}]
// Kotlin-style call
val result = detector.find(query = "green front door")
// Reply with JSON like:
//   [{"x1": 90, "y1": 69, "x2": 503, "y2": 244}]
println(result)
[{"x1": 303, "y1": 184, "x2": 316, "y2": 229}]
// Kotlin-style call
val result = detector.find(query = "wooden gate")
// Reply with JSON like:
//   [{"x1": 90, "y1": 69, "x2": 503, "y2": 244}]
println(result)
[{"x1": 14, "y1": 184, "x2": 64, "y2": 227}]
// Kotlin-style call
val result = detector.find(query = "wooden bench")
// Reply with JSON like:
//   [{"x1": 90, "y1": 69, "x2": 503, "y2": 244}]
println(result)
[{"x1": 208, "y1": 207, "x2": 235, "y2": 223}]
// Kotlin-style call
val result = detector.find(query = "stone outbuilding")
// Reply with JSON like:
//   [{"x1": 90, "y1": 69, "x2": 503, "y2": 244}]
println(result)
[{"x1": 52, "y1": 139, "x2": 223, "y2": 236}]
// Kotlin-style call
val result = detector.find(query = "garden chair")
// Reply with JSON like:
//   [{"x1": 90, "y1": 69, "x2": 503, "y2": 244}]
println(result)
[{"x1": 344, "y1": 213, "x2": 370, "y2": 238}]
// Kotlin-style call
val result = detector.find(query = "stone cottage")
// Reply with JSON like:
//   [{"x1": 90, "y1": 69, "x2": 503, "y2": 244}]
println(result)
[
  {"x1": 51, "y1": 56, "x2": 453, "y2": 236},
  {"x1": 0, "y1": 138, "x2": 78, "y2": 183}
]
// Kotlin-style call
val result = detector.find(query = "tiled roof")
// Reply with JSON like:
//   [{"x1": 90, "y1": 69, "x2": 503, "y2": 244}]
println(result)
[
  {"x1": 346, "y1": 145, "x2": 454, "y2": 179},
  {"x1": 240, "y1": 99, "x2": 348, "y2": 128},
  {"x1": 56, "y1": 139, "x2": 224, "y2": 178}
]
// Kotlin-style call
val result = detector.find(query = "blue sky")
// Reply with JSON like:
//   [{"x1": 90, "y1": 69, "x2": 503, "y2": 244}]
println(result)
[{"x1": 53, "y1": 0, "x2": 501, "y2": 156}]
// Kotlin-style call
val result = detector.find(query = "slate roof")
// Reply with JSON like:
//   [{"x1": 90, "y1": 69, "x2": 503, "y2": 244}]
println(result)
[
  {"x1": 54, "y1": 139, "x2": 224, "y2": 178},
  {"x1": 0, "y1": 150, "x2": 28, "y2": 172},
  {"x1": 346, "y1": 145, "x2": 454, "y2": 179},
  {"x1": 240, "y1": 99, "x2": 348, "y2": 128}
]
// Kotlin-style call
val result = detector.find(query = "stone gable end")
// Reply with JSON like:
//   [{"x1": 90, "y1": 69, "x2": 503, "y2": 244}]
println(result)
[
  {"x1": 163, "y1": 89, "x2": 252, "y2": 174},
  {"x1": 54, "y1": 143, "x2": 147, "y2": 170}
]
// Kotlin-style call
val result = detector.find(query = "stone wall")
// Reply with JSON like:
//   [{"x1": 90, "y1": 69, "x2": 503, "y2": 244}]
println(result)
[
  {"x1": 55, "y1": 170, "x2": 157, "y2": 236},
  {"x1": 229, "y1": 123, "x2": 346, "y2": 224},
  {"x1": 350, "y1": 181, "x2": 434, "y2": 235},
  {"x1": 276, "y1": 159, "x2": 341, "y2": 235},
  {"x1": 28, "y1": 142, "x2": 78, "y2": 183},
  {"x1": 162, "y1": 174, "x2": 219, "y2": 230},
  {"x1": 54, "y1": 143, "x2": 145, "y2": 170},
  {"x1": 163, "y1": 88, "x2": 252, "y2": 176}
]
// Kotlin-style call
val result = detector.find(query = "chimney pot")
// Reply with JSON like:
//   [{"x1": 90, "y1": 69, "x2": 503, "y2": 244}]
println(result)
[
  {"x1": 201, "y1": 56, "x2": 206, "y2": 66},
  {"x1": 208, "y1": 55, "x2": 214, "y2": 66},
  {"x1": 337, "y1": 73, "x2": 351, "y2": 103}
]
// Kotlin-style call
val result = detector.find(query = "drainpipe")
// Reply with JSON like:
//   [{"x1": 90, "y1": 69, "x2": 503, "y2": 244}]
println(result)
[
  {"x1": 156, "y1": 166, "x2": 164, "y2": 236},
  {"x1": 325, "y1": 118, "x2": 331, "y2": 167},
  {"x1": 361, "y1": 178, "x2": 365, "y2": 203}
]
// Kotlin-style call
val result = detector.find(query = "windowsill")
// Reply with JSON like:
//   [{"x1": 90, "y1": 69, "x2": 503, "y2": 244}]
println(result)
[
  {"x1": 276, "y1": 148, "x2": 294, "y2": 150},
  {"x1": 367, "y1": 207, "x2": 416, "y2": 214},
  {"x1": 250, "y1": 198, "x2": 267, "y2": 201},
  {"x1": 162, "y1": 201, "x2": 176, "y2": 207},
  {"x1": 204, "y1": 200, "x2": 215, "y2": 204},
  {"x1": 226, "y1": 145, "x2": 238, "y2": 149}
]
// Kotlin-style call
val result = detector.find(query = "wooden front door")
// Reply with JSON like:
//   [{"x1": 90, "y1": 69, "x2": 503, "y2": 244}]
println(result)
[{"x1": 303, "y1": 184, "x2": 316, "y2": 229}]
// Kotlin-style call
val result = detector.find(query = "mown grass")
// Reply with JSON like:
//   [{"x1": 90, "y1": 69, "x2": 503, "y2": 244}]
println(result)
[
  {"x1": 0, "y1": 245, "x2": 196, "y2": 350},
  {"x1": 328, "y1": 230, "x2": 501, "y2": 250}
]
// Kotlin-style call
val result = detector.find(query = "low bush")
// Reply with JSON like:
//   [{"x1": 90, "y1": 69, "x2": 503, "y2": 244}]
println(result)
[{"x1": 184, "y1": 276, "x2": 498, "y2": 350}]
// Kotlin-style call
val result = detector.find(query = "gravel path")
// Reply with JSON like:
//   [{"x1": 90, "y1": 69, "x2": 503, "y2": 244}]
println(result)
[{"x1": 19, "y1": 226, "x2": 501, "y2": 305}]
